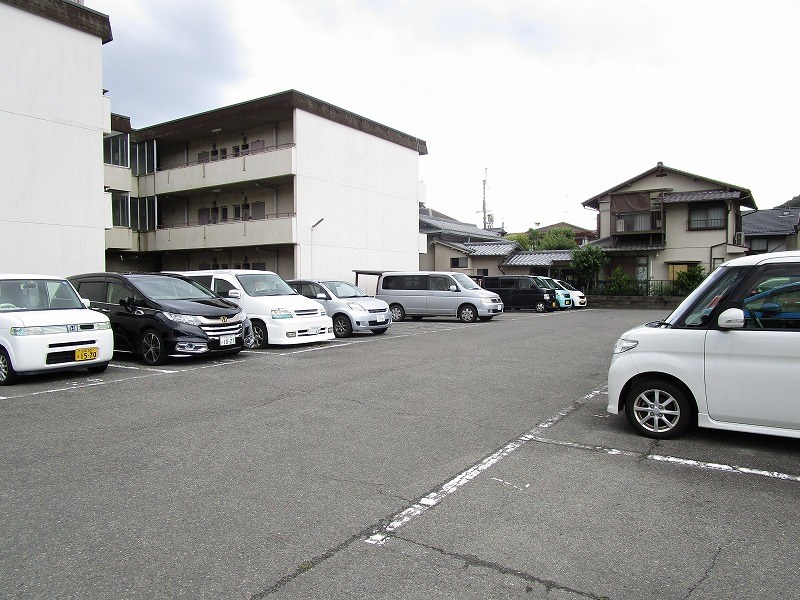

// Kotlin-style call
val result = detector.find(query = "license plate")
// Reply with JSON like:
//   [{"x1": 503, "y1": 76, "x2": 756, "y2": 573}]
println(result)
[
  {"x1": 220, "y1": 335, "x2": 235, "y2": 346},
  {"x1": 308, "y1": 327, "x2": 320, "y2": 335},
  {"x1": 376, "y1": 315, "x2": 385, "y2": 323},
  {"x1": 75, "y1": 347, "x2": 98, "y2": 361}
]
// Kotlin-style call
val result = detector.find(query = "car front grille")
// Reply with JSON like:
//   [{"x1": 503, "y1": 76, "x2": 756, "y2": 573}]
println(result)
[
  {"x1": 294, "y1": 309, "x2": 320, "y2": 317},
  {"x1": 199, "y1": 322, "x2": 243, "y2": 339}
]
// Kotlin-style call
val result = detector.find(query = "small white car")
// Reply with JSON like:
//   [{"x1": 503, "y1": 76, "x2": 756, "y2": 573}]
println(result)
[
  {"x1": 0, "y1": 275, "x2": 113, "y2": 385},
  {"x1": 553, "y1": 279, "x2": 587, "y2": 308},
  {"x1": 287, "y1": 279, "x2": 392, "y2": 337},
  {"x1": 607, "y1": 251, "x2": 800, "y2": 439}
]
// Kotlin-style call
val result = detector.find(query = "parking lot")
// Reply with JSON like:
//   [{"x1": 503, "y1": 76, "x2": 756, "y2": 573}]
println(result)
[{"x1": 2, "y1": 308, "x2": 799, "y2": 599}]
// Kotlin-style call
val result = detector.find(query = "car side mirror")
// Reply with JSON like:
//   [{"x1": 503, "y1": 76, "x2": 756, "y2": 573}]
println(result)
[
  {"x1": 718, "y1": 308, "x2": 745, "y2": 329},
  {"x1": 449, "y1": 285, "x2": 458, "y2": 292},
  {"x1": 228, "y1": 289, "x2": 242, "y2": 299},
  {"x1": 316, "y1": 293, "x2": 327, "y2": 300},
  {"x1": 81, "y1": 298, "x2": 91, "y2": 309}
]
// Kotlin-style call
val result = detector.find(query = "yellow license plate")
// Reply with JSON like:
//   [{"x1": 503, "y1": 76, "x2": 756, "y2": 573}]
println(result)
[{"x1": 75, "y1": 347, "x2": 98, "y2": 361}]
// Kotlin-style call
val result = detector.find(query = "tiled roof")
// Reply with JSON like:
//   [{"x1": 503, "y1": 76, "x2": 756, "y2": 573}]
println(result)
[
  {"x1": 743, "y1": 208, "x2": 800, "y2": 237},
  {"x1": 463, "y1": 241, "x2": 519, "y2": 256},
  {"x1": 662, "y1": 190, "x2": 742, "y2": 203},
  {"x1": 501, "y1": 250, "x2": 573, "y2": 267},
  {"x1": 419, "y1": 214, "x2": 500, "y2": 240},
  {"x1": 590, "y1": 236, "x2": 665, "y2": 252}
]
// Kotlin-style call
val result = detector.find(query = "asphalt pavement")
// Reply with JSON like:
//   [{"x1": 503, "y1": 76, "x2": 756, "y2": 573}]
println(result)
[{"x1": 2, "y1": 308, "x2": 799, "y2": 599}]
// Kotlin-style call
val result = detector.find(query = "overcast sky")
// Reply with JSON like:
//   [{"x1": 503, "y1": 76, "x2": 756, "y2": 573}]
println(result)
[{"x1": 89, "y1": 0, "x2": 799, "y2": 233}]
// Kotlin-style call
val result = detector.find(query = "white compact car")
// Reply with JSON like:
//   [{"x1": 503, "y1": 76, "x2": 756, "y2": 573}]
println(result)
[
  {"x1": 173, "y1": 270, "x2": 334, "y2": 348},
  {"x1": 607, "y1": 251, "x2": 800, "y2": 440},
  {"x1": 0, "y1": 275, "x2": 113, "y2": 385},
  {"x1": 554, "y1": 279, "x2": 587, "y2": 308},
  {"x1": 287, "y1": 279, "x2": 392, "y2": 337}
]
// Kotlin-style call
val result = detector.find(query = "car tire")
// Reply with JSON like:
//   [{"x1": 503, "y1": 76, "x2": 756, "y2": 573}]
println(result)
[
  {"x1": 534, "y1": 301, "x2": 547, "y2": 313},
  {"x1": 0, "y1": 347, "x2": 18, "y2": 386},
  {"x1": 389, "y1": 304, "x2": 405, "y2": 322},
  {"x1": 458, "y1": 304, "x2": 478, "y2": 323},
  {"x1": 371, "y1": 327, "x2": 388, "y2": 335},
  {"x1": 140, "y1": 329, "x2": 168, "y2": 366},
  {"x1": 333, "y1": 314, "x2": 353, "y2": 338},
  {"x1": 624, "y1": 379, "x2": 692, "y2": 439},
  {"x1": 86, "y1": 363, "x2": 109, "y2": 374},
  {"x1": 250, "y1": 320, "x2": 268, "y2": 349}
]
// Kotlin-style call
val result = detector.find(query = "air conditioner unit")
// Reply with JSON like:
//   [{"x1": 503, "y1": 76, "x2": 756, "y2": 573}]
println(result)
[{"x1": 733, "y1": 232, "x2": 744, "y2": 246}]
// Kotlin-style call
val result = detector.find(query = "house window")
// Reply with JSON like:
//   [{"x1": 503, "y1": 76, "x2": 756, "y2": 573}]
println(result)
[
  {"x1": 103, "y1": 133, "x2": 129, "y2": 167},
  {"x1": 615, "y1": 212, "x2": 654, "y2": 232},
  {"x1": 450, "y1": 257, "x2": 468, "y2": 268},
  {"x1": 750, "y1": 238, "x2": 768, "y2": 253},
  {"x1": 689, "y1": 205, "x2": 725, "y2": 230},
  {"x1": 712, "y1": 257, "x2": 724, "y2": 270},
  {"x1": 668, "y1": 263, "x2": 692, "y2": 280},
  {"x1": 111, "y1": 192, "x2": 130, "y2": 227},
  {"x1": 476, "y1": 269, "x2": 488, "y2": 276}
]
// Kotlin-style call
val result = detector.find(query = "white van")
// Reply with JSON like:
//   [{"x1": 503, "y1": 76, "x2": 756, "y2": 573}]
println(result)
[
  {"x1": 173, "y1": 270, "x2": 334, "y2": 348},
  {"x1": 376, "y1": 271, "x2": 504, "y2": 322}
]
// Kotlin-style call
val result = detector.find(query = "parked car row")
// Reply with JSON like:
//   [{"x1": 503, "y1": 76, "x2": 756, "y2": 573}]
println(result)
[{"x1": 0, "y1": 268, "x2": 589, "y2": 385}]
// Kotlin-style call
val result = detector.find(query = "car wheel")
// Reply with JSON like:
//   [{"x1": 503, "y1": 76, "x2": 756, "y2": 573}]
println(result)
[
  {"x1": 458, "y1": 304, "x2": 478, "y2": 323},
  {"x1": 534, "y1": 301, "x2": 547, "y2": 313},
  {"x1": 389, "y1": 304, "x2": 405, "y2": 322},
  {"x1": 251, "y1": 320, "x2": 268, "y2": 349},
  {"x1": 140, "y1": 329, "x2": 168, "y2": 366},
  {"x1": 333, "y1": 314, "x2": 353, "y2": 338},
  {"x1": 0, "y1": 347, "x2": 18, "y2": 386},
  {"x1": 624, "y1": 380, "x2": 692, "y2": 439},
  {"x1": 371, "y1": 327, "x2": 388, "y2": 335},
  {"x1": 86, "y1": 363, "x2": 109, "y2": 374}
]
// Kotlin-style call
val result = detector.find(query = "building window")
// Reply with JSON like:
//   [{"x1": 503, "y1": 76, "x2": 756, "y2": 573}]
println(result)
[
  {"x1": 103, "y1": 133, "x2": 129, "y2": 167},
  {"x1": 130, "y1": 196, "x2": 157, "y2": 231},
  {"x1": 668, "y1": 263, "x2": 693, "y2": 280},
  {"x1": 111, "y1": 192, "x2": 130, "y2": 227},
  {"x1": 750, "y1": 238, "x2": 768, "y2": 253},
  {"x1": 450, "y1": 257, "x2": 468, "y2": 268},
  {"x1": 131, "y1": 140, "x2": 156, "y2": 175},
  {"x1": 476, "y1": 269, "x2": 488, "y2": 276},
  {"x1": 712, "y1": 257, "x2": 724, "y2": 270},
  {"x1": 689, "y1": 205, "x2": 725, "y2": 230}
]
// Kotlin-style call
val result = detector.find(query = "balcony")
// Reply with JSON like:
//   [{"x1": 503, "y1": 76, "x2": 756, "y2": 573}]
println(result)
[
  {"x1": 613, "y1": 212, "x2": 662, "y2": 235},
  {"x1": 106, "y1": 227, "x2": 137, "y2": 251},
  {"x1": 138, "y1": 143, "x2": 295, "y2": 195},
  {"x1": 139, "y1": 214, "x2": 296, "y2": 252}
]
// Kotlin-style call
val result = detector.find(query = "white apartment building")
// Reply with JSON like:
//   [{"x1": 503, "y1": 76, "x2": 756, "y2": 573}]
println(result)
[
  {"x1": 105, "y1": 90, "x2": 428, "y2": 285},
  {"x1": 1, "y1": 0, "x2": 112, "y2": 275}
]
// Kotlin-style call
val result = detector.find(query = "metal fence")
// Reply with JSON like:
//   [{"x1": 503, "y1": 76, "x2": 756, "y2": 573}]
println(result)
[{"x1": 585, "y1": 279, "x2": 687, "y2": 297}]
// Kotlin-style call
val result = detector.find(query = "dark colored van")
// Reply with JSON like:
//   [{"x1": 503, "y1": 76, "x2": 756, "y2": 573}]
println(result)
[
  {"x1": 69, "y1": 273, "x2": 249, "y2": 365},
  {"x1": 482, "y1": 276, "x2": 557, "y2": 312}
]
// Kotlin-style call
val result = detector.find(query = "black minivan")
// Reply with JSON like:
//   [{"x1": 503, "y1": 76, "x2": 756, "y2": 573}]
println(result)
[
  {"x1": 482, "y1": 276, "x2": 557, "y2": 312},
  {"x1": 69, "y1": 273, "x2": 250, "y2": 365}
]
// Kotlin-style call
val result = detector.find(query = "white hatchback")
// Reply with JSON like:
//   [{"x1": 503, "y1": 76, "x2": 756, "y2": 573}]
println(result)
[
  {"x1": 0, "y1": 275, "x2": 113, "y2": 385},
  {"x1": 607, "y1": 251, "x2": 800, "y2": 439}
]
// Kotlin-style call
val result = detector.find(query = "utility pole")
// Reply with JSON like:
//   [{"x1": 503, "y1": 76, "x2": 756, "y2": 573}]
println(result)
[{"x1": 482, "y1": 168, "x2": 488, "y2": 230}]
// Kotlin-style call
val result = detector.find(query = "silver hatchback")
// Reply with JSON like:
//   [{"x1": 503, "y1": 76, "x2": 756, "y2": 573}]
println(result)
[{"x1": 287, "y1": 279, "x2": 392, "y2": 338}]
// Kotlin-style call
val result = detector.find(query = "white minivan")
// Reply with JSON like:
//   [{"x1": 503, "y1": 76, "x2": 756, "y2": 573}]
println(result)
[
  {"x1": 608, "y1": 251, "x2": 800, "y2": 440},
  {"x1": 174, "y1": 270, "x2": 334, "y2": 348},
  {"x1": 376, "y1": 271, "x2": 504, "y2": 322}
]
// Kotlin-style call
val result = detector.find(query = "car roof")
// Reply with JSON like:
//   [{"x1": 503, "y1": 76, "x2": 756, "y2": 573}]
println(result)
[
  {"x1": 171, "y1": 269, "x2": 279, "y2": 276},
  {"x1": 722, "y1": 251, "x2": 800, "y2": 267},
  {"x1": 0, "y1": 274, "x2": 68, "y2": 280}
]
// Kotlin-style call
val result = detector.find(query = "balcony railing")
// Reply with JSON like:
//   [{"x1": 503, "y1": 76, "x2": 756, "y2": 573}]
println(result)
[{"x1": 159, "y1": 142, "x2": 295, "y2": 171}]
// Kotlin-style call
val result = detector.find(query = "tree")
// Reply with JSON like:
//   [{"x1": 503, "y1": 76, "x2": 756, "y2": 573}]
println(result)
[
  {"x1": 776, "y1": 195, "x2": 800, "y2": 208},
  {"x1": 571, "y1": 245, "x2": 609, "y2": 289},
  {"x1": 503, "y1": 232, "x2": 531, "y2": 250},
  {"x1": 538, "y1": 227, "x2": 578, "y2": 250},
  {"x1": 673, "y1": 264, "x2": 706, "y2": 295}
]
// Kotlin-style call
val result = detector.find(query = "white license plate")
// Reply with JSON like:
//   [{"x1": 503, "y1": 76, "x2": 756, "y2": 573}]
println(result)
[
  {"x1": 220, "y1": 335, "x2": 236, "y2": 346},
  {"x1": 308, "y1": 327, "x2": 320, "y2": 335},
  {"x1": 376, "y1": 315, "x2": 385, "y2": 323}
]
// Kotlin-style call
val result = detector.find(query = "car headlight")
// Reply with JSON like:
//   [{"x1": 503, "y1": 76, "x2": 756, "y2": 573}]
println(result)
[
  {"x1": 10, "y1": 326, "x2": 44, "y2": 336},
  {"x1": 271, "y1": 308, "x2": 293, "y2": 319},
  {"x1": 544, "y1": 294, "x2": 551, "y2": 299},
  {"x1": 347, "y1": 302, "x2": 366, "y2": 312},
  {"x1": 163, "y1": 312, "x2": 201, "y2": 325},
  {"x1": 481, "y1": 298, "x2": 495, "y2": 305},
  {"x1": 613, "y1": 338, "x2": 639, "y2": 354}
]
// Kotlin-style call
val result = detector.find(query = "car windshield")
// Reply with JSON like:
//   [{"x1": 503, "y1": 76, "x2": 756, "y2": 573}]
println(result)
[
  {"x1": 237, "y1": 273, "x2": 297, "y2": 297},
  {"x1": 670, "y1": 266, "x2": 747, "y2": 327},
  {"x1": 0, "y1": 279, "x2": 84, "y2": 311},
  {"x1": 535, "y1": 277, "x2": 557, "y2": 290},
  {"x1": 451, "y1": 273, "x2": 481, "y2": 290},
  {"x1": 556, "y1": 280, "x2": 577, "y2": 291},
  {"x1": 131, "y1": 275, "x2": 216, "y2": 301},
  {"x1": 321, "y1": 281, "x2": 367, "y2": 298}
]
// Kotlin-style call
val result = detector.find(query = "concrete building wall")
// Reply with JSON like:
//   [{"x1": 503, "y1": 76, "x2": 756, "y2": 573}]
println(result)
[
  {"x1": 0, "y1": 2, "x2": 108, "y2": 276},
  {"x1": 293, "y1": 110, "x2": 419, "y2": 281}
]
